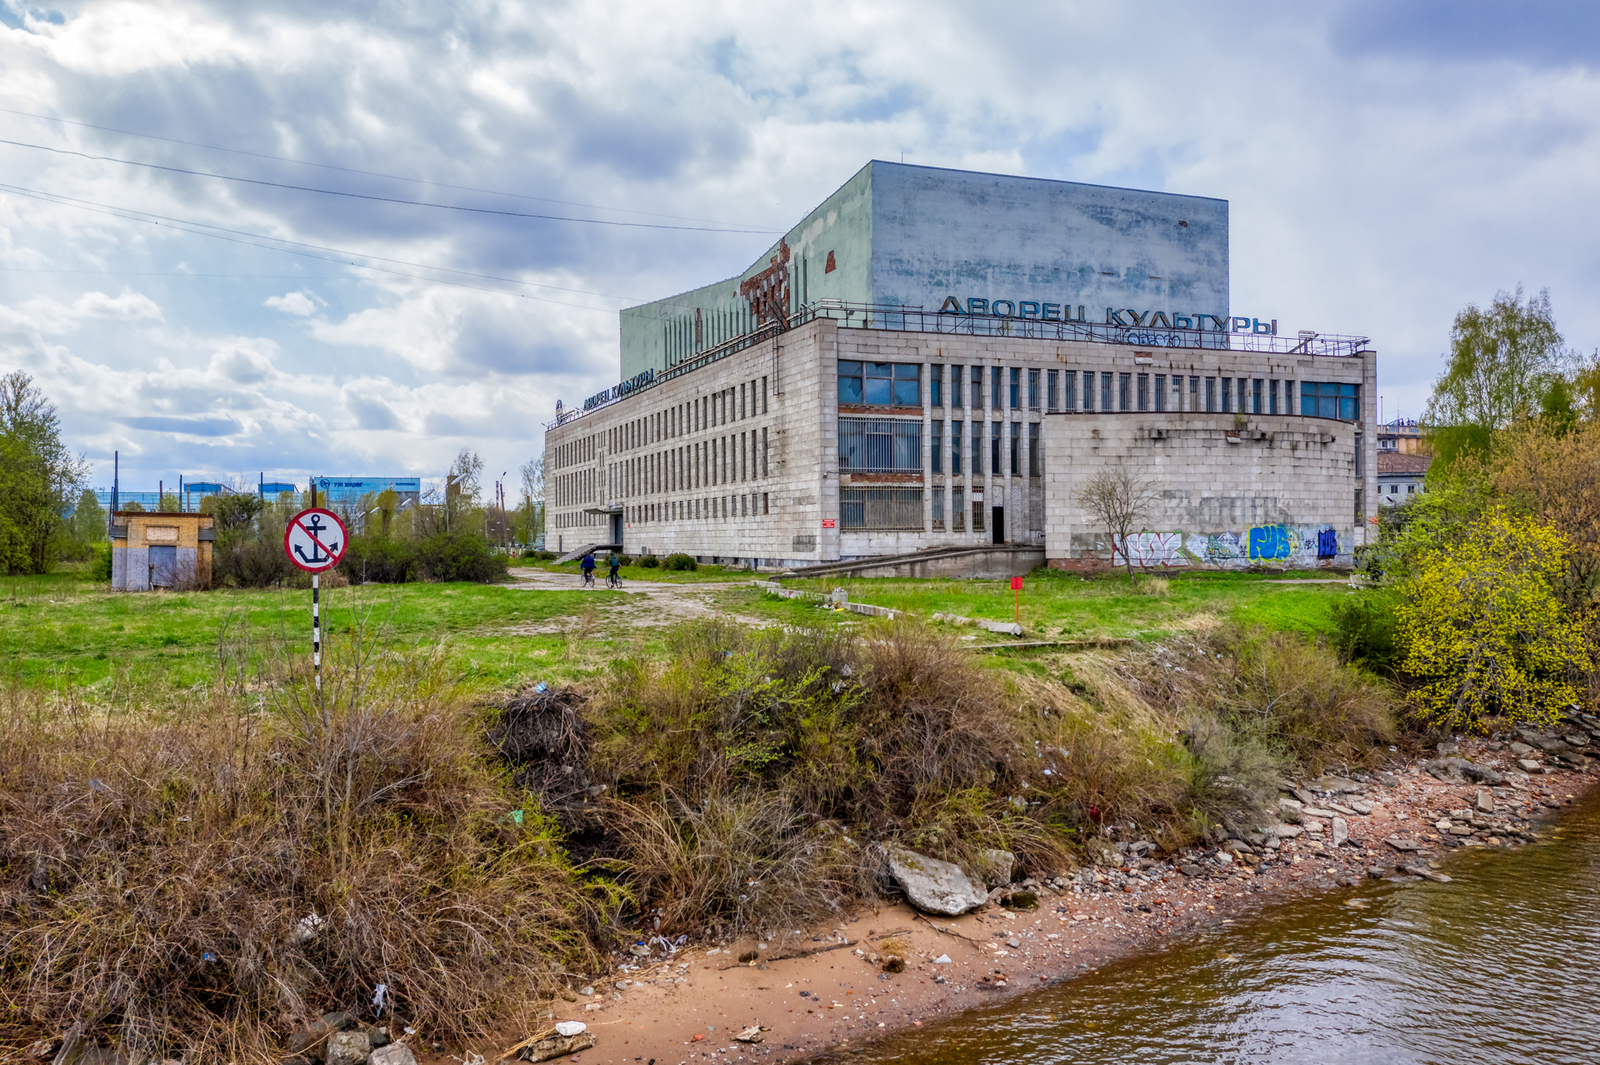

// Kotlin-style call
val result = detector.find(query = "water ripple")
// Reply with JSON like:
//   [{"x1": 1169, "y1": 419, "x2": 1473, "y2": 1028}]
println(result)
[{"x1": 833, "y1": 795, "x2": 1600, "y2": 1065}]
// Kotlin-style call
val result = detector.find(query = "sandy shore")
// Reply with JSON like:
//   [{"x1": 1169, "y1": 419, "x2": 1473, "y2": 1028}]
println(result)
[{"x1": 423, "y1": 737, "x2": 1597, "y2": 1065}]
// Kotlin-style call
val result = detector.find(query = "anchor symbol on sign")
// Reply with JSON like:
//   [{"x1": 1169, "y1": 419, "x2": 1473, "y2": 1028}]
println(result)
[{"x1": 294, "y1": 513, "x2": 341, "y2": 565}]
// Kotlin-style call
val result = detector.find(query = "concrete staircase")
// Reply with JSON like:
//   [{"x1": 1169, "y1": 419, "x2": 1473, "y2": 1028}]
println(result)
[
  {"x1": 778, "y1": 544, "x2": 1044, "y2": 581},
  {"x1": 554, "y1": 542, "x2": 621, "y2": 564}
]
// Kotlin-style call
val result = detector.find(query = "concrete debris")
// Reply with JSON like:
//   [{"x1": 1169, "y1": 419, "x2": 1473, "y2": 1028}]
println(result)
[{"x1": 518, "y1": 1031, "x2": 597, "y2": 1063}]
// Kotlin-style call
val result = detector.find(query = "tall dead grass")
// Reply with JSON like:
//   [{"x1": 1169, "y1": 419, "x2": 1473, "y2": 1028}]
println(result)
[
  {"x1": 580, "y1": 620, "x2": 1056, "y2": 936},
  {"x1": 0, "y1": 640, "x2": 604, "y2": 1061}
]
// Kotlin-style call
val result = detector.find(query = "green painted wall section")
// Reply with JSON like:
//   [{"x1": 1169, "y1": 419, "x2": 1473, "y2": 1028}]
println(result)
[{"x1": 619, "y1": 163, "x2": 875, "y2": 380}]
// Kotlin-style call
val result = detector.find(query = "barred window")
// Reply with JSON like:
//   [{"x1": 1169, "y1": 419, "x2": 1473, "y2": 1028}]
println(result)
[
  {"x1": 841, "y1": 488, "x2": 923, "y2": 529},
  {"x1": 838, "y1": 417, "x2": 921, "y2": 471}
]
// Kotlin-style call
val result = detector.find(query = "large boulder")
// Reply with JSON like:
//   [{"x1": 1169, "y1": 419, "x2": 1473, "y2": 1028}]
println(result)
[
  {"x1": 883, "y1": 846, "x2": 988, "y2": 916},
  {"x1": 1424, "y1": 757, "x2": 1504, "y2": 786}
]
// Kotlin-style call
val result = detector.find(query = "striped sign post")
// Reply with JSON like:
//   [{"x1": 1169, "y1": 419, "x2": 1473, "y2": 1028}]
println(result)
[{"x1": 284, "y1": 508, "x2": 348, "y2": 693}]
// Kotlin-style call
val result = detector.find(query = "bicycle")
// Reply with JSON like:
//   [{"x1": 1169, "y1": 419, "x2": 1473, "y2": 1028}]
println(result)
[
  {"x1": 581, "y1": 570, "x2": 595, "y2": 588},
  {"x1": 606, "y1": 571, "x2": 622, "y2": 589}
]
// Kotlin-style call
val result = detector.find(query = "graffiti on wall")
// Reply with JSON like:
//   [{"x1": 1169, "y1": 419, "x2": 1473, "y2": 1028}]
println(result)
[{"x1": 1114, "y1": 524, "x2": 1345, "y2": 569}]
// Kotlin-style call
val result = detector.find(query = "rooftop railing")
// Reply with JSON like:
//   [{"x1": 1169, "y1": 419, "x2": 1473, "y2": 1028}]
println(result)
[{"x1": 547, "y1": 301, "x2": 1370, "y2": 430}]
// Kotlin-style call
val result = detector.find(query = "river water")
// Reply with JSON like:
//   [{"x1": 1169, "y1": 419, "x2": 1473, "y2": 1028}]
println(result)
[{"x1": 832, "y1": 792, "x2": 1600, "y2": 1065}]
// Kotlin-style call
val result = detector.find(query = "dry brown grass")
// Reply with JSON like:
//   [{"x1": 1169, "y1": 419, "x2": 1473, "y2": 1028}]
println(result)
[
  {"x1": 576, "y1": 620, "x2": 1057, "y2": 935},
  {"x1": 0, "y1": 645, "x2": 605, "y2": 1061}
]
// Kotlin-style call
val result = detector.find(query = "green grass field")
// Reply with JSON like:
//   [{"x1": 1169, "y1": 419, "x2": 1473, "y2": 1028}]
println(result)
[
  {"x1": 0, "y1": 565, "x2": 606, "y2": 694},
  {"x1": 769, "y1": 568, "x2": 1350, "y2": 641},
  {"x1": 0, "y1": 563, "x2": 1349, "y2": 697}
]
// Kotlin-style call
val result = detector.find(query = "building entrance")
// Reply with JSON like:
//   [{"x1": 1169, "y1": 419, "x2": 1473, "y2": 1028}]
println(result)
[{"x1": 992, "y1": 506, "x2": 1005, "y2": 545}]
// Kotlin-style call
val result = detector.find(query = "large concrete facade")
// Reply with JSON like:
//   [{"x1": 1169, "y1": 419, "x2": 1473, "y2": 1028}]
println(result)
[
  {"x1": 546, "y1": 316, "x2": 1376, "y2": 570},
  {"x1": 619, "y1": 162, "x2": 1230, "y2": 381}
]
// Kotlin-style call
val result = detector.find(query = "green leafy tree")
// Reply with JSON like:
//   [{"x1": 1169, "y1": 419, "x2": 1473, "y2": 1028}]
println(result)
[
  {"x1": 0, "y1": 372, "x2": 87, "y2": 573},
  {"x1": 1423, "y1": 286, "x2": 1566, "y2": 460},
  {"x1": 1395, "y1": 507, "x2": 1587, "y2": 730}
]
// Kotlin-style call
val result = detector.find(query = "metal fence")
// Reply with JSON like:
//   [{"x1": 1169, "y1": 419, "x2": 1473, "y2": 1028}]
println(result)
[{"x1": 840, "y1": 487, "x2": 923, "y2": 530}]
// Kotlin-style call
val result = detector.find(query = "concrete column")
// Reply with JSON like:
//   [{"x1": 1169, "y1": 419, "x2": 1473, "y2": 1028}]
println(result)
[
  {"x1": 923, "y1": 358, "x2": 933, "y2": 535},
  {"x1": 962, "y1": 363, "x2": 974, "y2": 543}
]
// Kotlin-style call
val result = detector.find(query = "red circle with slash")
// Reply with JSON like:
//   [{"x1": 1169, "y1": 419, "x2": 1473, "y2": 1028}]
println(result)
[{"x1": 284, "y1": 507, "x2": 349, "y2": 573}]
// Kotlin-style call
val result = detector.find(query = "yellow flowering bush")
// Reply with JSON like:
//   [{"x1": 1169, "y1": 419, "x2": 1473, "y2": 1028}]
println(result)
[{"x1": 1396, "y1": 507, "x2": 1587, "y2": 730}]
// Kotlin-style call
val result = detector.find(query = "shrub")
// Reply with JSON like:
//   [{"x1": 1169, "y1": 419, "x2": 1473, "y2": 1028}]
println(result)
[
  {"x1": 664, "y1": 553, "x2": 698, "y2": 571},
  {"x1": 1329, "y1": 590, "x2": 1400, "y2": 673},
  {"x1": 338, "y1": 535, "x2": 415, "y2": 584},
  {"x1": 569, "y1": 621, "x2": 1071, "y2": 935},
  {"x1": 413, "y1": 532, "x2": 509, "y2": 583},
  {"x1": 213, "y1": 538, "x2": 294, "y2": 588},
  {"x1": 637, "y1": 554, "x2": 660, "y2": 568},
  {"x1": 1395, "y1": 507, "x2": 1587, "y2": 730},
  {"x1": 89, "y1": 541, "x2": 112, "y2": 581}
]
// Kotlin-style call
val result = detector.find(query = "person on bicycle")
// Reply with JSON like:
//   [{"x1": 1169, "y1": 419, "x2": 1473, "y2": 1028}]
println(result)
[
  {"x1": 607, "y1": 552, "x2": 622, "y2": 588},
  {"x1": 580, "y1": 551, "x2": 596, "y2": 586}
]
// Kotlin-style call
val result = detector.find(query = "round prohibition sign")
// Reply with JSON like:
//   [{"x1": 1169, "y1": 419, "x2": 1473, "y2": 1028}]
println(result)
[{"x1": 284, "y1": 507, "x2": 348, "y2": 573}]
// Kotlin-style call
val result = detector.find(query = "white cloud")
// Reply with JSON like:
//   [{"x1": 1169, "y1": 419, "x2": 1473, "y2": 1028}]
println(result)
[
  {"x1": 264, "y1": 290, "x2": 319, "y2": 316},
  {"x1": 72, "y1": 289, "x2": 162, "y2": 320},
  {"x1": 1, "y1": 0, "x2": 1598, "y2": 484}
]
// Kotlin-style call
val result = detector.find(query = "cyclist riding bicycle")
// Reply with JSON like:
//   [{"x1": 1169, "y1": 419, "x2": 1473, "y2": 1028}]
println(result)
[
  {"x1": 607, "y1": 553, "x2": 622, "y2": 588},
  {"x1": 580, "y1": 551, "x2": 596, "y2": 587}
]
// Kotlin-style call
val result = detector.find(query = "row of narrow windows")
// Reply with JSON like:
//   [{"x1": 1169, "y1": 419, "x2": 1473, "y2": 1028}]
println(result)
[
  {"x1": 843, "y1": 361, "x2": 1359, "y2": 419},
  {"x1": 628, "y1": 493, "x2": 771, "y2": 524},
  {"x1": 611, "y1": 427, "x2": 770, "y2": 499},
  {"x1": 838, "y1": 418, "x2": 1045, "y2": 477},
  {"x1": 610, "y1": 376, "x2": 769, "y2": 454}
]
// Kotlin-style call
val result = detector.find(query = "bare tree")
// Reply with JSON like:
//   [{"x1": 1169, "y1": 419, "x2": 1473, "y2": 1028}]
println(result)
[
  {"x1": 1072, "y1": 462, "x2": 1165, "y2": 585},
  {"x1": 518, "y1": 456, "x2": 545, "y2": 546}
]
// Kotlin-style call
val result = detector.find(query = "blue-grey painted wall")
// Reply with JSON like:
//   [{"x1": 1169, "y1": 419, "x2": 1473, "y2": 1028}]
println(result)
[{"x1": 617, "y1": 161, "x2": 1228, "y2": 380}]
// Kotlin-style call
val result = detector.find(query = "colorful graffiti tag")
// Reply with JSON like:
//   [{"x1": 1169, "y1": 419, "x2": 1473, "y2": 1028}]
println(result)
[{"x1": 1115, "y1": 524, "x2": 1344, "y2": 569}]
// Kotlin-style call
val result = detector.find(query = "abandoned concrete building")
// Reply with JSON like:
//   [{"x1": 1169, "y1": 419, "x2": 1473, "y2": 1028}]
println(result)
[{"x1": 543, "y1": 161, "x2": 1376, "y2": 572}]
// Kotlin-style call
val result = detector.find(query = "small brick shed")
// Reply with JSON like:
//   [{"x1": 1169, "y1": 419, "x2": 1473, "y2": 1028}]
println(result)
[{"x1": 110, "y1": 511, "x2": 214, "y2": 591}]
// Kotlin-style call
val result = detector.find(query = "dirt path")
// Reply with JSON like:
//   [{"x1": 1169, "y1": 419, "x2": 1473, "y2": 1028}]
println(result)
[{"x1": 504, "y1": 569, "x2": 770, "y2": 630}]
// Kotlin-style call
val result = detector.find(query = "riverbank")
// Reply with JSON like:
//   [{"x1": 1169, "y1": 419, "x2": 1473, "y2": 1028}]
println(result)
[{"x1": 448, "y1": 736, "x2": 1597, "y2": 1065}]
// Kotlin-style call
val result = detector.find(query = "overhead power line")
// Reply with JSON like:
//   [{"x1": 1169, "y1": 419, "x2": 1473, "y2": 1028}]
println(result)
[
  {"x1": 0, "y1": 104, "x2": 770, "y2": 229},
  {"x1": 0, "y1": 181, "x2": 632, "y2": 312},
  {"x1": 0, "y1": 136, "x2": 781, "y2": 234}
]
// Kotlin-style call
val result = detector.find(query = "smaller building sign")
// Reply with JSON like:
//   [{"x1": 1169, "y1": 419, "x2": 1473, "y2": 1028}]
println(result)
[{"x1": 821, "y1": 518, "x2": 836, "y2": 529}]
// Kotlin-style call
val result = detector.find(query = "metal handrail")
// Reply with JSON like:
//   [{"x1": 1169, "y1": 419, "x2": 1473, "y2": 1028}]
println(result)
[{"x1": 546, "y1": 301, "x2": 1370, "y2": 430}]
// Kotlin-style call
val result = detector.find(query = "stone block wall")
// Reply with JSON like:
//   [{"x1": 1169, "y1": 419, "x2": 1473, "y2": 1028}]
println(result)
[{"x1": 1042, "y1": 414, "x2": 1361, "y2": 569}]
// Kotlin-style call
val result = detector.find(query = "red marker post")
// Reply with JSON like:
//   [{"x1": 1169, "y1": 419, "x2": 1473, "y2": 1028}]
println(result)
[
  {"x1": 1010, "y1": 575, "x2": 1023, "y2": 626},
  {"x1": 285, "y1": 507, "x2": 349, "y2": 694}
]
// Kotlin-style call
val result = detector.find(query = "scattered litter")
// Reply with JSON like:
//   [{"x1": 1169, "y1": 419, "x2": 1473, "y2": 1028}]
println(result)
[
  {"x1": 733, "y1": 1027, "x2": 763, "y2": 1044},
  {"x1": 533, "y1": 681, "x2": 548, "y2": 693},
  {"x1": 373, "y1": 983, "x2": 388, "y2": 1014},
  {"x1": 932, "y1": 955, "x2": 952, "y2": 964},
  {"x1": 555, "y1": 1022, "x2": 587, "y2": 1037},
  {"x1": 295, "y1": 912, "x2": 324, "y2": 941}
]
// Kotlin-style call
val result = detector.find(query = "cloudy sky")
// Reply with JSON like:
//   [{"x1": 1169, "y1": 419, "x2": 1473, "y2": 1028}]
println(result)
[{"x1": 2, "y1": 0, "x2": 1597, "y2": 496}]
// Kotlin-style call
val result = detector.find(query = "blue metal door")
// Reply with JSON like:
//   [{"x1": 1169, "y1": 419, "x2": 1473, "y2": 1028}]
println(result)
[{"x1": 149, "y1": 545, "x2": 178, "y2": 587}]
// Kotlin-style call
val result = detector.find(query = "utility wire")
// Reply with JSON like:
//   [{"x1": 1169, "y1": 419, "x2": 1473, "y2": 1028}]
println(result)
[
  {"x1": 0, "y1": 181, "x2": 625, "y2": 312},
  {"x1": 0, "y1": 104, "x2": 770, "y2": 229},
  {"x1": 0, "y1": 136, "x2": 780, "y2": 234}
]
